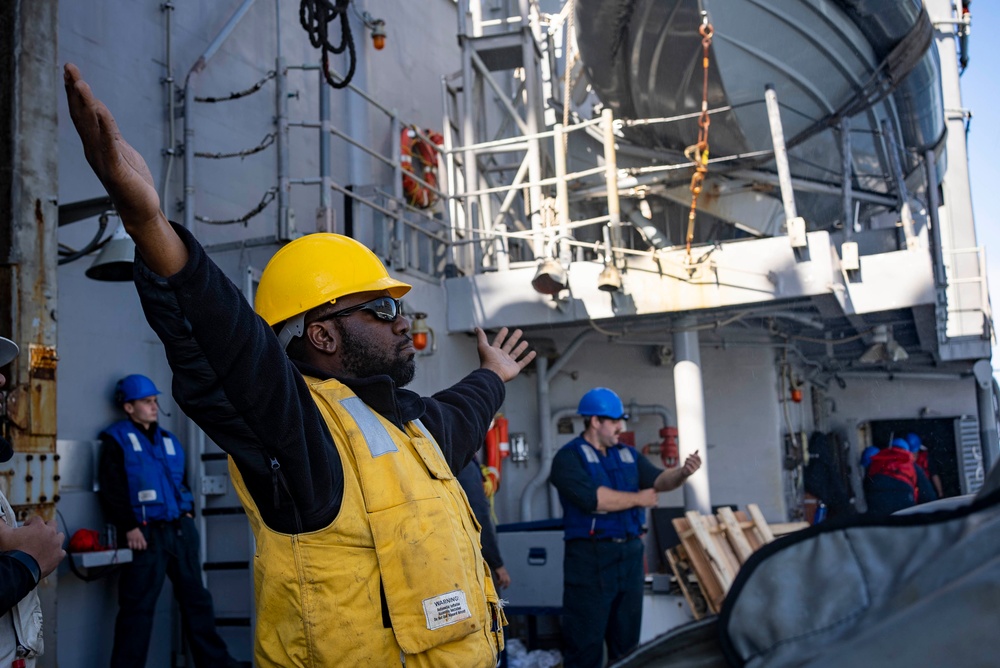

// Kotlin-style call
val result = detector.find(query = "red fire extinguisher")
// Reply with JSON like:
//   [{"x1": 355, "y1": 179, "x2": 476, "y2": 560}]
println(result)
[
  {"x1": 483, "y1": 415, "x2": 509, "y2": 495},
  {"x1": 660, "y1": 426, "x2": 679, "y2": 468}
]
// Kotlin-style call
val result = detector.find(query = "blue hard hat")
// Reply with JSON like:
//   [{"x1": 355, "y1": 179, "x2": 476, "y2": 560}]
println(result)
[
  {"x1": 904, "y1": 433, "x2": 923, "y2": 453},
  {"x1": 890, "y1": 437, "x2": 910, "y2": 451},
  {"x1": 860, "y1": 446, "x2": 879, "y2": 468},
  {"x1": 577, "y1": 387, "x2": 629, "y2": 420},
  {"x1": 114, "y1": 374, "x2": 161, "y2": 405}
]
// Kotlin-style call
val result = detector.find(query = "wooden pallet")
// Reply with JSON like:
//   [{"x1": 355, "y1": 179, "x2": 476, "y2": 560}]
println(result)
[{"x1": 666, "y1": 504, "x2": 807, "y2": 618}]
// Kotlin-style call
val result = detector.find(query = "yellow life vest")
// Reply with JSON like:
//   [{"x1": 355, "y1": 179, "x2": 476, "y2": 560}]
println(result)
[{"x1": 229, "y1": 376, "x2": 504, "y2": 667}]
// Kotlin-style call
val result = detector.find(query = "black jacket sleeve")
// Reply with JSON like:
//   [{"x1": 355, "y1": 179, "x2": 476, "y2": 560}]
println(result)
[
  {"x1": 133, "y1": 224, "x2": 341, "y2": 534},
  {"x1": 0, "y1": 554, "x2": 36, "y2": 614},
  {"x1": 420, "y1": 369, "x2": 505, "y2": 475},
  {"x1": 549, "y1": 444, "x2": 599, "y2": 513},
  {"x1": 915, "y1": 466, "x2": 939, "y2": 505},
  {"x1": 97, "y1": 434, "x2": 140, "y2": 533},
  {"x1": 457, "y1": 461, "x2": 504, "y2": 570}
]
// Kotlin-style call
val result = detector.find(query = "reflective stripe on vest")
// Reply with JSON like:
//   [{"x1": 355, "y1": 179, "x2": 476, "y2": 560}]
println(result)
[
  {"x1": 126, "y1": 432, "x2": 142, "y2": 452},
  {"x1": 340, "y1": 396, "x2": 398, "y2": 457}
]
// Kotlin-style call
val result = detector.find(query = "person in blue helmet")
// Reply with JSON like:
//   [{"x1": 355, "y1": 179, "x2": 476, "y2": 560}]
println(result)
[
  {"x1": 864, "y1": 436, "x2": 937, "y2": 516},
  {"x1": 549, "y1": 387, "x2": 701, "y2": 668},
  {"x1": 905, "y1": 432, "x2": 944, "y2": 498},
  {"x1": 97, "y1": 374, "x2": 237, "y2": 668},
  {"x1": 860, "y1": 445, "x2": 880, "y2": 470}
]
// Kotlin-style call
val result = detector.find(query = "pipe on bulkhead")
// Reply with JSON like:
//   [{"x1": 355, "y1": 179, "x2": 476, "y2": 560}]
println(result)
[
  {"x1": 161, "y1": 2, "x2": 176, "y2": 212},
  {"x1": 973, "y1": 360, "x2": 999, "y2": 473},
  {"x1": 346, "y1": 6, "x2": 370, "y2": 195},
  {"x1": 672, "y1": 317, "x2": 711, "y2": 514},
  {"x1": 624, "y1": 403, "x2": 676, "y2": 430},
  {"x1": 520, "y1": 329, "x2": 595, "y2": 521},
  {"x1": 763, "y1": 85, "x2": 798, "y2": 225}
]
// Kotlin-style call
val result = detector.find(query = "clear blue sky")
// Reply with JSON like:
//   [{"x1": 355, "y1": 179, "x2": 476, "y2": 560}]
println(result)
[{"x1": 960, "y1": 3, "x2": 1000, "y2": 373}]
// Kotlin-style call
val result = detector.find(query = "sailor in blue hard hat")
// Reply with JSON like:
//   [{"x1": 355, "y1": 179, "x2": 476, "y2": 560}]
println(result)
[
  {"x1": 98, "y1": 377, "x2": 236, "y2": 666},
  {"x1": 549, "y1": 386, "x2": 701, "y2": 667}
]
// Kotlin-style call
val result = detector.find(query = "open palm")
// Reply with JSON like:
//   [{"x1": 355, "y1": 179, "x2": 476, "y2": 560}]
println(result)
[
  {"x1": 64, "y1": 63, "x2": 162, "y2": 228},
  {"x1": 476, "y1": 327, "x2": 536, "y2": 382}
]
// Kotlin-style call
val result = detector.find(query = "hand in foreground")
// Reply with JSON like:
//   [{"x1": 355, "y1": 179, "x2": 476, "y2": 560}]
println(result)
[
  {"x1": 476, "y1": 327, "x2": 536, "y2": 382},
  {"x1": 493, "y1": 565, "x2": 512, "y2": 589},
  {"x1": 125, "y1": 527, "x2": 148, "y2": 551},
  {"x1": 0, "y1": 515, "x2": 66, "y2": 579},
  {"x1": 681, "y1": 450, "x2": 702, "y2": 477},
  {"x1": 63, "y1": 63, "x2": 163, "y2": 230}
]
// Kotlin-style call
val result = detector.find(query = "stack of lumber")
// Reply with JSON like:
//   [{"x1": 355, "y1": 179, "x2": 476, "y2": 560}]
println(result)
[{"x1": 665, "y1": 505, "x2": 807, "y2": 618}]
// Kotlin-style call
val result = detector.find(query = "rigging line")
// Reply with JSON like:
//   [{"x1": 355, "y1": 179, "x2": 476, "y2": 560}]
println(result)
[
  {"x1": 684, "y1": 13, "x2": 714, "y2": 259},
  {"x1": 196, "y1": 188, "x2": 278, "y2": 226},
  {"x1": 195, "y1": 132, "x2": 277, "y2": 160},
  {"x1": 195, "y1": 70, "x2": 276, "y2": 103},
  {"x1": 300, "y1": 0, "x2": 357, "y2": 90}
]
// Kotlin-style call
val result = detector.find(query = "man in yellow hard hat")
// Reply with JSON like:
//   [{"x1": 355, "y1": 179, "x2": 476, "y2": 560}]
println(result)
[{"x1": 65, "y1": 63, "x2": 535, "y2": 668}]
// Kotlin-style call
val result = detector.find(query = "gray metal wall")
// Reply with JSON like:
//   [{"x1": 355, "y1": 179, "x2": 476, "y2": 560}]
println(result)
[{"x1": 44, "y1": 0, "x2": 993, "y2": 665}]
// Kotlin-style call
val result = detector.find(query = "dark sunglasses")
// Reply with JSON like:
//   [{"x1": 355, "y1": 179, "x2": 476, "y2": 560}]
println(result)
[
  {"x1": 320, "y1": 296, "x2": 402, "y2": 323},
  {"x1": 597, "y1": 414, "x2": 629, "y2": 422}
]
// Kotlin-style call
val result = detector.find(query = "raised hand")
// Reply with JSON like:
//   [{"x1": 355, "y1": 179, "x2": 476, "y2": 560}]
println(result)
[
  {"x1": 681, "y1": 450, "x2": 702, "y2": 477},
  {"x1": 64, "y1": 63, "x2": 188, "y2": 276},
  {"x1": 475, "y1": 327, "x2": 536, "y2": 383},
  {"x1": 64, "y1": 63, "x2": 162, "y2": 230}
]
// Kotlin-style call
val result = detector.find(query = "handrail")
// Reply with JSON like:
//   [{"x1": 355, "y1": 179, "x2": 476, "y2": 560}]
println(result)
[{"x1": 943, "y1": 245, "x2": 994, "y2": 341}]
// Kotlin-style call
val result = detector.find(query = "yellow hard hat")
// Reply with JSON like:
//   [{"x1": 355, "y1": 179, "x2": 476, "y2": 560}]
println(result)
[{"x1": 254, "y1": 233, "x2": 411, "y2": 327}]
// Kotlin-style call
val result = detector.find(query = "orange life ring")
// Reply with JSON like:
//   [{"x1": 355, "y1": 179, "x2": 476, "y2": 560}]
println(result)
[{"x1": 401, "y1": 126, "x2": 444, "y2": 208}]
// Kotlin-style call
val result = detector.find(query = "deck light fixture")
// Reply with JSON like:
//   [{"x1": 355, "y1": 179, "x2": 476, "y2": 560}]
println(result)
[
  {"x1": 858, "y1": 324, "x2": 908, "y2": 364},
  {"x1": 532, "y1": 258, "x2": 568, "y2": 296},
  {"x1": 371, "y1": 19, "x2": 386, "y2": 50},
  {"x1": 410, "y1": 312, "x2": 435, "y2": 354},
  {"x1": 597, "y1": 262, "x2": 622, "y2": 293},
  {"x1": 85, "y1": 222, "x2": 136, "y2": 282}
]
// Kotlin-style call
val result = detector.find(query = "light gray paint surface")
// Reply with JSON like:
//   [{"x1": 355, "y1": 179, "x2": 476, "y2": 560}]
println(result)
[{"x1": 39, "y1": 0, "x2": 994, "y2": 665}]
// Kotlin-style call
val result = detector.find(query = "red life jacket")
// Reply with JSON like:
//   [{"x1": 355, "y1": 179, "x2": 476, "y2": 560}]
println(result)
[
  {"x1": 915, "y1": 449, "x2": 930, "y2": 478},
  {"x1": 867, "y1": 448, "x2": 918, "y2": 499}
]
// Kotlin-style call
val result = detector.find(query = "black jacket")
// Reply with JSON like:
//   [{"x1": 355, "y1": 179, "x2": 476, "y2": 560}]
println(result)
[
  {"x1": 133, "y1": 224, "x2": 505, "y2": 534},
  {"x1": 457, "y1": 459, "x2": 504, "y2": 570},
  {"x1": 0, "y1": 553, "x2": 36, "y2": 615}
]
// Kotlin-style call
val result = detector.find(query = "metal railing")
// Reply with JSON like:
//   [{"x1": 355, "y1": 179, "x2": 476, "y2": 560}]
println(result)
[
  {"x1": 284, "y1": 63, "x2": 451, "y2": 279},
  {"x1": 944, "y1": 246, "x2": 994, "y2": 342}
]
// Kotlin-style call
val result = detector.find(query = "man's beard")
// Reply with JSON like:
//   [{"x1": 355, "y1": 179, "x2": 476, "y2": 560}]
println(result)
[{"x1": 335, "y1": 319, "x2": 416, "y2": 387}]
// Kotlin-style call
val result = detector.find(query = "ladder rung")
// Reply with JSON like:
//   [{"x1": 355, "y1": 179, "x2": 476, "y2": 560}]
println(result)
[
  {"x1": 204, "y1": 560, "x2": 250, "y2": 571},
  {"x1": 215, "y1": 616, "x2": 252, "y2": 627},
  {"x1": 202, "y1": 506, "x2": 246, "y2": 516}
]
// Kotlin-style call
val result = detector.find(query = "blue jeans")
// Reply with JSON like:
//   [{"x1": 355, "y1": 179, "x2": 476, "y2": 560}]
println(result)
[
  {"x1": 110, "y1": 516, "x2": 232, "y2": 668},
  {"x1": 561, "y1": 537, "x2": 645, "y2": 668}
]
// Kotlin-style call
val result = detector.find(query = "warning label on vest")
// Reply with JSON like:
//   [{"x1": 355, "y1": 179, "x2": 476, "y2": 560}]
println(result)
[{"x1": 422, "y1": 590, "x2": 472, "y2": 630}]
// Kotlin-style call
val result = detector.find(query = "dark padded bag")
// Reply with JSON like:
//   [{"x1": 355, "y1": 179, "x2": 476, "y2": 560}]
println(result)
[{"x1": 613, "y1": 465, "x2": 1000, "y2": 667}]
